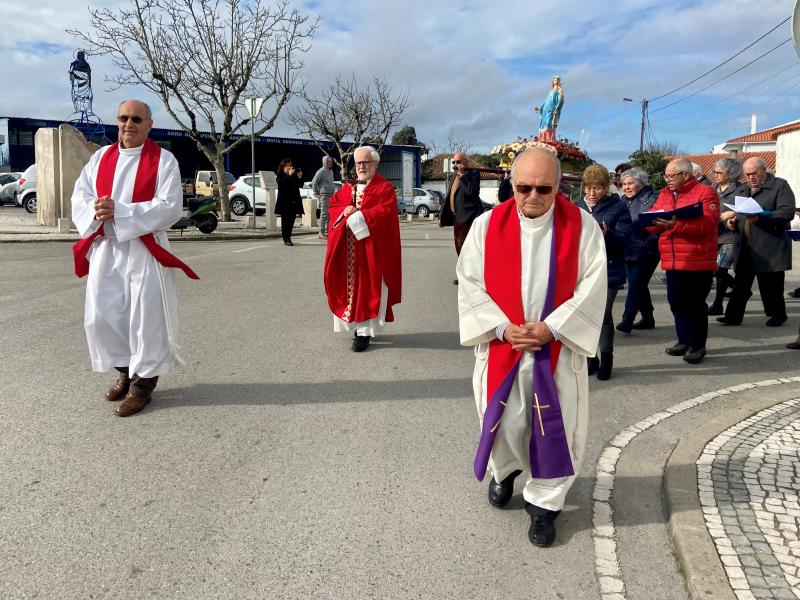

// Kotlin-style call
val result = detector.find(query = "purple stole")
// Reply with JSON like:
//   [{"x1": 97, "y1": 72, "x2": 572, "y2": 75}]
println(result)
[{"x1": 473, "y1": 194, "x2": 581, "y2": 480}]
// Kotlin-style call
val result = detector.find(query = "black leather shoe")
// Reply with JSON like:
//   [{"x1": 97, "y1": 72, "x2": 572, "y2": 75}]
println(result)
[
  {"x1": 631, "y1": 315, "x2": 655, "y2": 330},
  {"x1": 615, "y1": 319, "x2": 633, "y2": 334},
  {"x1": 716, "y1": 316, "x2": 741, "y2": 326},
  {"x1": 683, "y1": 347, "x2": 706, "y2": 364},
  {"x1": 351, "y1": 335, "x2": 370, "y2": 352},
  {"x1": 284, "y1": 240, "x2": 294, "y2": 246},
  {"x1": 587, "y1": 356, "x2": 599, "y2": 375},
  {"x1": 452, "y1": 279, "x2": 459, "y2": 285},
  {"x1": 665, "y1": 343, "x2": 689, "y2": 356},
  {"x1": 488, "y1": 470, "x2": 522, "y2": 507},
  {"x1": 787, "y1": 341, "x2": 800, "y2": 350},
  {"x1": 524, "y1": 502, "x2": 560, "y2": 547},
  {"x1": 788, "y1": 288, "x2": 800, "y2": 299},
  {"x1": 766, "y1": 316, "x2": 787, "y2": 327},
  {"x1": 707, "y1": 305, "x2": 723, "y2": 316},
  {"x1": 597, "y1": 351, "x2": 613, "y2": 380}
]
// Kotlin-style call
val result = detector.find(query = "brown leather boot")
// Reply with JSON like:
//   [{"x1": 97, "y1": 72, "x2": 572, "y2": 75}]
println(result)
[
  {"x1": 105, "y1": 368, "x2": 130, "y2": 401},
  {"x1": 115, "y1": 375, "x2": 158, "y2": 417}
]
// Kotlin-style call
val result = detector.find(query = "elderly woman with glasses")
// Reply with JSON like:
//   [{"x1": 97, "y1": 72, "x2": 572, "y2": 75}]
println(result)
[
  {"x1": 576, "y1": 164, "x2": 632, "y2": 380},
  {"x1": 616, "y1": 168, "x2": 659, "y2": 334},
  {"x1": 707, "y1": 157, "x2": 748, "y2": 315}
]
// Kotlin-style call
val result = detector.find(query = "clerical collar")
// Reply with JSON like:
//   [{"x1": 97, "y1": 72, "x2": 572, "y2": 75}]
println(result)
[
  {"x1": 119, "y1": 142, "x2": 144, "y2": 155},
  {"x1": 516, "y1": 202, "x2": 554, "y2": 227}
]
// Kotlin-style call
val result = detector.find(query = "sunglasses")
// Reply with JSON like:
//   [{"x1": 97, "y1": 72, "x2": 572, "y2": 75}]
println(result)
[
  {"x1": 514, "y1": 184, "x2": 554, "y2": 195},
  {"x1": 117, "y1": 115, "x2": 146, "y2": 124}
]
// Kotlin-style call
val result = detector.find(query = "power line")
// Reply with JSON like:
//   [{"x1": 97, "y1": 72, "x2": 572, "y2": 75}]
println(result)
[
  {"x1": 650, "y1": 37, "x2": 792, "y2": 114},
  {"x1": 650, "y1": 62, "x2": 800, "y2": 125},
  {"x1": 649, "y1": 16, "x2": 791, "y2": 103}
]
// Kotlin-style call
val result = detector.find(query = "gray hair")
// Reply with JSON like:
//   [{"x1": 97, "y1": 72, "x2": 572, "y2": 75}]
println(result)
[
  {"x1": 671, "y1": 158, "x2": 693, "y2": 175},
  {"x1": 714, "y1": 157, "x2": 743, "y2": 180},
  {"x1": 691, "y1": 162, "x2": 703, "y2": 177},
  {"x1": 620, "y1": 167, "x2": 648, "y2": 187},
  {"x1": 746, "y1": 156, "x2": 767, "y2": 170},
  {"x1": 118, "y1": 99, "x2": 152, "y2": 119},
  {"x1": 510, "y1": 147, "x2": 561, "y2": 181},
  {"x1": 354, "y1": 145, "x2": 380, "y2": 163},
  {"x1": 322, "y1": 155, "x2": 333, "y2": 167}
]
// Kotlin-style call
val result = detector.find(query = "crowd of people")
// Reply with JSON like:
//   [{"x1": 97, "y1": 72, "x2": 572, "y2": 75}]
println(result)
[{"x1": 69, "y1": 103, "x2": 796, "y2": 548}]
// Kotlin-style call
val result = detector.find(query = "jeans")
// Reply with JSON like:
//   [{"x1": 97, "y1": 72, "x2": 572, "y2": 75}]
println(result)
[
  {"x1": 599, "y1": 287, "x2": 620, "y2": 353},
  {"x1": 318, "y1": 194, "x2": 331, "y2": 235},
  {"x1": 622, "y1": 258, "x2": 658, "y2": 321},
  {"x1": 666, "y1": 270, "x2": 713, "y2": 349}
]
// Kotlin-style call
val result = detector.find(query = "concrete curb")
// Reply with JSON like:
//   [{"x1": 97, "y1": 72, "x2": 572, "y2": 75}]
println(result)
[{"x1": 664, "y1": 384, "x2": 800, "y2": 600}]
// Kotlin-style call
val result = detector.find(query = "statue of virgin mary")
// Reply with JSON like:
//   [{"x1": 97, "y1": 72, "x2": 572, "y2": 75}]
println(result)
[{"x1": 535, "y1": 76, "x2": 564, "y2": 143}]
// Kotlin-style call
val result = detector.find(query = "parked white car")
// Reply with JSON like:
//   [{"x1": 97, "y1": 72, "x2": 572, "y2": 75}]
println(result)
[
  {"x1": 228, "y1": 174, "x2": 267, "y2": 216},
  {"x1": 0, "y1": 172, "x2": 22, "y2": 206},
  {"x1": 17, "y1": 164, "x2": 37, "y2": 213}
]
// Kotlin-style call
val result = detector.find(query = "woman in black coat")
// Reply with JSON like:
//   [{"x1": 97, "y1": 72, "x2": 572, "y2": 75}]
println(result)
[
  {"x1": 576, "y1": 164, "x2": 632, "y2": 380},
  {"x1": 708, "y1": 157, "x2": 749, "y2": 315},
  {"x1": 275, "y1": 158, "x2": 305, "y2": 246},
  {"x1": 617, "y1": 167, "x2": 660, "y2": 333}
]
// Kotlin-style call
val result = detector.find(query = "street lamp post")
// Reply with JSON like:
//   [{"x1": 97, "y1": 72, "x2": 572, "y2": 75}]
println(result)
[{"x1": 623, "y1": 97, "x2": 649, "y2": 152}]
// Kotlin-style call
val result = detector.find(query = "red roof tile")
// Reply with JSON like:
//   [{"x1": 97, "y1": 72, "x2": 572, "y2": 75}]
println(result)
[
  {"x1": 667, "y1": 152, "x2": 776, "y2": 176},
  {"x1": 726, "y1": 121, "x2": 800, "y2": 144}
]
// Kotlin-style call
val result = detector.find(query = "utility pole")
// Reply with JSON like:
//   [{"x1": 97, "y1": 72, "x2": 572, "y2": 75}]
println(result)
[{"x1": 623, "y1": 97, "x2": 648, "y2": 152}]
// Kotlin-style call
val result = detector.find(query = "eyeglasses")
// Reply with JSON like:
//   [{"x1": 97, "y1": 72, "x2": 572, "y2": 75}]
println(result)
[
  {"x1": 744, "y1": 171, "x2": 763, "y2": 177},
  {"x1": 514, "y1": 184, "x2": 554, "y2": 195},
  {"x1": 663, "y1": 171, "x2": 686, "y2": 180},
  {"x1": 713, "y1": 170, "x2": 726, "y2": 175},
  {"x1": 117, "y1": 115, "x2": 146, "y2": 124},
  {"x1": 355, "y1": 160, "x2": 374, "y2": 167},
  {"x1": 452, "y1": 160, "x2": 462, "y2": 165}
]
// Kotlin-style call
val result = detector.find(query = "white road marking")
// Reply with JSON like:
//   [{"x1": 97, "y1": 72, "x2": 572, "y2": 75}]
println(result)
[{"x1": 232, "y1": 244, "x2": 271, "y2": 253}]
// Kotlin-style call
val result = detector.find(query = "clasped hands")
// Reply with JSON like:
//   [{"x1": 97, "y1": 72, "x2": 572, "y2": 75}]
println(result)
[
  {"x1": 503, "y1": 322, "x2": 554, "y2": 352},
  {"x1": 342, "y1": 205, "x2": 358, "y2": 218},
  {"x1": 94, "y1": 195, "x2": 115, "y2": 221}
]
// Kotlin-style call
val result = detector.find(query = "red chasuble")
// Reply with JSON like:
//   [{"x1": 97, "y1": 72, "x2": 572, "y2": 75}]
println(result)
[
  {"x1": 72, "y1": 139, "x2": 198, "y2": 280},
  {"x1": 323, "y1": 173, "x2": 402, "y2": 323}
]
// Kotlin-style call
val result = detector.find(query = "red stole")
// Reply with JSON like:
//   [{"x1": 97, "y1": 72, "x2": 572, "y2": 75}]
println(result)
[
  {"x1": 72, "y1": 140, "x2": 199, "y2": 280},
  {"x1": 485, "y1": 194, "x2": 580, "y2": 420}
]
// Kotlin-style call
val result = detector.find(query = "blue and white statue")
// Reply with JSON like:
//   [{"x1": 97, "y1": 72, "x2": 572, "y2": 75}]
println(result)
[{"x1": 535, "y1": 76, "x2": 564, "y2": 143}]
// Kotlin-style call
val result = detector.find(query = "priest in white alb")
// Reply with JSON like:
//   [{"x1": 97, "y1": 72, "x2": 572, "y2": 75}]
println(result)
[
  {"x1": 71, "y1": 99, "x2": 198, "y2": 418},
  {"x1": 457, "y1": 148, "x2": 607, "y2": 547}
]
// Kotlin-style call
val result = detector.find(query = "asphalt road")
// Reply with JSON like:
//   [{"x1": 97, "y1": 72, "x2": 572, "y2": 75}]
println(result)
[{"x1": 1, "y1": 223, "x2": 798, "y2": 599}]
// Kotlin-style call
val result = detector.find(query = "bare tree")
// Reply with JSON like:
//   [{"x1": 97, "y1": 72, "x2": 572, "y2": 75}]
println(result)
[
  {"x1": 287, "y1": 74, "x2": 411, "y2": 177},
  {"x1": 69, "y1": 0, "x2": 317, "y2": 220}
]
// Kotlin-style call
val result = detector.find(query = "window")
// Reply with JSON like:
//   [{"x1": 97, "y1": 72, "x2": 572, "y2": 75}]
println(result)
[
  {"x1": 19, "y1": 131, "x2": 34, "y2": 146},
  {"x1": 243, "y1": 177, "x2": 261, "y2": 188}
]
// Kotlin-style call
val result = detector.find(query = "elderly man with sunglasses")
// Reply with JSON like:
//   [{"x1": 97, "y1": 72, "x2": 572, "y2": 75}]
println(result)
[
  {"x1": 440, "y1": 151, "x2": 483, "y2": 283},
  {"x1": 456, "y1": 148, "x2": 607, "y2": 547},
  {"x1": 71, "y1": 99, "x2": 197, "y2": 417}
]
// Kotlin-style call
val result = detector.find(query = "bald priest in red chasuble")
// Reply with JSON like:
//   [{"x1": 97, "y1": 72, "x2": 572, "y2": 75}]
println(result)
[{"x1": 323, "y1": 146, "x2": 402, "y2": 353}]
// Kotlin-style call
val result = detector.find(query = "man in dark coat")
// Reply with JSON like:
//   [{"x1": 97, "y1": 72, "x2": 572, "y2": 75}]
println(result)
[
  {"x1": 718, "y1": 157, "x2": 796, "y2": 327},
  {"x1": 440, "y1": 152, "x2": 483, "y2": 265}
]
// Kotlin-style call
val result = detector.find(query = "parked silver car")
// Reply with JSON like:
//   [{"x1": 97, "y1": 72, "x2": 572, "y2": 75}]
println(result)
[
  {"x1": 405, "y1": 188, "x2": 443, "y2": 217},
  {"x1": 0, "y1": 172, "x2": 22, "y2": 206}
]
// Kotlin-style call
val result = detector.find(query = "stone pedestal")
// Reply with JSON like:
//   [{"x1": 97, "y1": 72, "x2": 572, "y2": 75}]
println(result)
[
  {"x1": 301, "y1": 198, "x2": 318, "y2": 228},
  {"x1": 258, "y1": 171, "x2": 278, "y2": 231},
  {"x1": 406, "y1": 213, "x2": 413, "y2": 222},
  {"x1": 57, "y1": 218, "x2": 71, "y2": 234},
  {"x1": 35, "y1": 125, "x2": 98, "y2": 226}
]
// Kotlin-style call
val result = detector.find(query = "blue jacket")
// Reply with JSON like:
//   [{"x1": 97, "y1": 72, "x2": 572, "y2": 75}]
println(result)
[
  {"x1": 622, "y1": 185, "x2": 659, "y2": 262},
  {"x1": 577, "y1": 194, "x2": 632, "y2": 288}
]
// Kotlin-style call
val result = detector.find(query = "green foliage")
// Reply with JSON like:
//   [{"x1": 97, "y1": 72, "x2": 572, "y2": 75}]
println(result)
[
  {"x1": 470, "y1": 153, "x2": 503, "y2": 168},
  {"x1": 391, "y1": 125, "x2": 428, "y2": 153},
  {"x1": 629, "y1": 149, "x2": 668, "y2": 190}
]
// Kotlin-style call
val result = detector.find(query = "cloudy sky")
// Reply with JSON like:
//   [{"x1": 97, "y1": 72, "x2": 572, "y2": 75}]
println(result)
[{"x1": 3, "y1": 0, "x2": 800, "y2": 168}]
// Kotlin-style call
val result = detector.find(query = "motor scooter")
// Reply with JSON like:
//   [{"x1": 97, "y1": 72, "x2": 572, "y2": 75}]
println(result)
[{"x1": 172, "y1": 196, "x2": 218, "y2": 234}]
